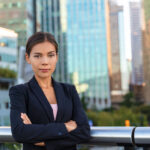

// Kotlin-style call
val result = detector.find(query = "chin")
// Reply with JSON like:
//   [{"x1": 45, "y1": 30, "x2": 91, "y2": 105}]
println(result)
[{"x1": 37, "y1": 73, "x2": 51, "y2": 79}]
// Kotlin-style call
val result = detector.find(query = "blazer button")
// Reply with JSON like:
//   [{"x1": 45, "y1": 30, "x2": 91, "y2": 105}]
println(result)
[{"x1": 58, "y1": 132, "x2": 62, "y2": 135}]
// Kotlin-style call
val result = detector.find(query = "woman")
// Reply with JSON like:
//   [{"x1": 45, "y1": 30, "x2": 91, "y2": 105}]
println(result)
[{"x1": 9, "y1": 32, "x2": 91, "y2": 150}]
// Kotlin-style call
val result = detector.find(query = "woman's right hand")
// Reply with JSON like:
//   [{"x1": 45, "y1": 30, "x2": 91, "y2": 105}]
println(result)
[
  {"x1": 64, "y1": 120, "x2": 77, "y2": 132},
  {"x1": 21, "y1": 113, "x2": 45, "y2": 146}
]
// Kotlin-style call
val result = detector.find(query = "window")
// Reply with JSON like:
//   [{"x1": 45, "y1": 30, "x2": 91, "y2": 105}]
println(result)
[
  {"x1": 5, "y1": 102, "x2": 9, "y2": 109},
  {"x1": 8, "y1": 3, "x2": 12, "y2": 8},
  {"x1": 0, "y1": 3, "x2": 3, "y2": 8},
  {"x1": 12, "y1": 3, "x2": 18, "y2": 7},
  {"x1": 3, "y1": 4, "x2": 7, "y2": 8},
  {"x1": 17, "y1": 2, "x2": 21, "y2": 8}
]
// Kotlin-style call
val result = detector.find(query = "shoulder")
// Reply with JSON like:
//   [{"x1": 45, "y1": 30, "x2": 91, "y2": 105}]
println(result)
[
  {"x1": 60, "y1": 82, "x2": 74, "y2": 89},
  {"x1": 9, "y1": 82, "x2": 29, "y2": 95},
  {"x1": 59, "y1": 82, "x2": 76, "y2": 91},
  {"x1": 57, "y1": 81, "x2": 78, "y2": 96}
]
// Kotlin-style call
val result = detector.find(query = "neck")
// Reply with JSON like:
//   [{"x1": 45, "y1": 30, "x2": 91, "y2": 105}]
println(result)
[{"x1": 34, "y1": 75, "x2": 52, "y2": 89}]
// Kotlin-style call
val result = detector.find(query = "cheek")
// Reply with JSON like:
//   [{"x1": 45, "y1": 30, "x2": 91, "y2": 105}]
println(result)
[
  {"x1": 31, "y1": 62, "x2": 39, "y2": 70},
  {"x1": 53, "y1": 61, "x2": 57, "y2": 68}
]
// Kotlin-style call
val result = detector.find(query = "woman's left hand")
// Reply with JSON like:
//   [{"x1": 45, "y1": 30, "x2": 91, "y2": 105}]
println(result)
[
  {"x1": 21, "y1": 113, "x2": 31, "y2": 124},
  {"x1": 21, "y1": 113, "x2": 45, "y2": 146}
]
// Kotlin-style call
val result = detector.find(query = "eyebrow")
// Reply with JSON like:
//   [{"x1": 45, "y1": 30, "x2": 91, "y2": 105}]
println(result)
[{"x1": 33, "y1": 51, "x2": 56, "y2": 55}]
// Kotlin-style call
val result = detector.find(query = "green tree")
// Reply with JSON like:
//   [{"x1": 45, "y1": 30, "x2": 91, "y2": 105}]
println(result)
[
  {"x1": 120, "y1": 92, "x2": 134, "y2": 107},
  {"x1": 4, "y1": 143, "x2": 22, "y2": 150},
  {"x1": 86, "y1": 107, "x2": 148, "y2": 126},
  {"x1": 0, "y1": 67, "x2": 17, "y2": 78}
]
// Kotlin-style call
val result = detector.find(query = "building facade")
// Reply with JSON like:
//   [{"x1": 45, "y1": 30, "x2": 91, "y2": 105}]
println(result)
[
  {"x1": 0, "y1": 0, "x2": 27, "y2": 48},
  {"x1": 142, "y1": 0, "x2": 150, "y2": 104},
  {"x1": 130, "y1": 1, "x2": 144, "y2": 85},
  {"x1": 65, "y1": 0, "x2": 111, "y2": 109},
  {"x1": 129, "y1": 1, "x2": 144, "y2": 102},
  {"x1": 0, "y1": 27, "x2": 17, "y2": 126},
  {"x1": 109, "y1": 1, "x2": 123, "y2": 105},
  {"x1": 108, "y1": 0, "x2": 132, "y2": 106}
]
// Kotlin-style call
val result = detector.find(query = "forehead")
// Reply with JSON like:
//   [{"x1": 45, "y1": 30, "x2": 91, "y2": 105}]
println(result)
[{"x1": 31, "y1": 41, "x2": 56, "y2": 53}]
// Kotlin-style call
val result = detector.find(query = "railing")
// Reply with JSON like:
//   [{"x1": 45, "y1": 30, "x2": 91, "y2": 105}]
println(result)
[{"x1": 0, "y1": 126, "x2": 150, "y2": 147}]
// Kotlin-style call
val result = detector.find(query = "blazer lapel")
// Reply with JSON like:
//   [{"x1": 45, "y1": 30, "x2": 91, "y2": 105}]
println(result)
[
  {"x1": 28, "y1": 75, "x2": 65, "y2": 123},
  {"x1": 28, "y1": 76, "x2": 54, "y2": 122}
]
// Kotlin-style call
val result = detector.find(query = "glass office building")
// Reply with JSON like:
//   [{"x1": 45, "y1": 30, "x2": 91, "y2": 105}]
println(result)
[
  {"x1": 26, "y1": 0, "x2": 111, "y2": 109},
  {"x1": 66, "y1": 0, "x2": 111, "y2": 109}
]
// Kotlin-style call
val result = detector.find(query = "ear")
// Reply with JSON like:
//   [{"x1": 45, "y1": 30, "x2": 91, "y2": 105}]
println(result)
[{"x1": 25, "y1": 53, "x2": 31, "y2": 64}]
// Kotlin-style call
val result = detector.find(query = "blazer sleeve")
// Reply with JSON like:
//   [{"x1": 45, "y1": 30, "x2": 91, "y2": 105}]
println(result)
[
  {"x1": 9, "y1": 85, "x2": 68, "y2": 143},
  {"x1": 69, "y1": 85, "x2": 91, "y2": 141},
  {"x1": 45, "y1": 85, "x2": 91, "y2": 149}
]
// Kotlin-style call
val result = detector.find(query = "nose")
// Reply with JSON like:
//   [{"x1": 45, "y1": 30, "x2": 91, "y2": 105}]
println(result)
[{"x1": 41, "y1": 56, "x2": 49, "y2": 65}]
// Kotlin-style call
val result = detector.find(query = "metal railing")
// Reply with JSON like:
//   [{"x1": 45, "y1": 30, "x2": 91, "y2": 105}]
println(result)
[{"x1": 0, "y1": 126, "x2": 150, "y2": 147}]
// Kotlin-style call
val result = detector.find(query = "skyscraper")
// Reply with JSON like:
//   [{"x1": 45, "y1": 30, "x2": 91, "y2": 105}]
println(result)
[
  {"x1": 142, "y1": 0, "x2": 150, "y2": 104},
  {"x1": 108, "y1": 0, "x2": 131, "y2": 106},
  {"x1": 130, "y1": 1, "x2": 144, "y2": 85},
  {"x1": 129, "y1": 0, "x2": 144, "y2": 101},
  {"x1": 109, "y1": 1, "x2": 123, "y2": 105},
  {"x1": 65, "y1": 0, "x2": 111, "y2": 109},
  {"x1": 109, "y1": 0, "x2": 144, "y2": 104}
]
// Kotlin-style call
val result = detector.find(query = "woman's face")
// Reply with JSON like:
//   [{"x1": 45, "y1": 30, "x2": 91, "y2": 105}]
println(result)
[{"x1": 25, "y1": 41, "x2": 58, "y2": 79}]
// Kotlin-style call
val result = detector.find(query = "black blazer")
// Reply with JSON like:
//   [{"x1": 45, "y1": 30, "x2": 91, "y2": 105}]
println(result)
[{"x1": 9, "y1": 76, "x2": 91, "y2": 150}]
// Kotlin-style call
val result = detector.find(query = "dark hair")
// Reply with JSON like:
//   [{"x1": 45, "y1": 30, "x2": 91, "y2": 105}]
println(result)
[{"x1": 26, "y1": 32, "x2": 58, "y2": 56}]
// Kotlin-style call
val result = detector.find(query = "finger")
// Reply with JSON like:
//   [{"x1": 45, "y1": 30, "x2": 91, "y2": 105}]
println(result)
[
  {"x1": 34, "y1": 142, "x2": 45, "y2": 146},
  {"x1": 23, "y1": 120, "x2": 27, "y2": 124},
  {"x1": 21, "y1": 114, "x2": 28, "y2": 121},
  {"x1": 21, "y1": 114, "x2": 29, "y2": 124},
  {"x1": 70, "y1": 120, "x2": 74, "y2": 122},
  {"x1": 21, "y1": 115, "x2": 26, "y2": 121},
  {"x1": 23, "y1": 113, "x2": 31, "y2": 124},
  {"x1": 21, "y1": 113, "x2": 24, "y2": 118},
  {"x1": 68, "y1": 121, "x2": 75, "y2": 124},
  {"x1": 21, "y1": 116, "x2": 30, "y2": 124},
  {"x1": 21, "y1": 113, "x2": 26, "y2": 118},
  {"x1": 24, "y1": 114, "x2": 30, "y2": 122}
]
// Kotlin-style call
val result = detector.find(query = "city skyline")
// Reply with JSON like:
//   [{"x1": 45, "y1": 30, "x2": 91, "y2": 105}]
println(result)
[{"x1": 0, "y1": 0, "x2": 147, "y2": 110}]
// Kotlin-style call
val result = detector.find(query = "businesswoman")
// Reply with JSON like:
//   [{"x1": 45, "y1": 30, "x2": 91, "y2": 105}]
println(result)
[{"x1": 9, "y1": 32, "x2": 91, "y2": 150}]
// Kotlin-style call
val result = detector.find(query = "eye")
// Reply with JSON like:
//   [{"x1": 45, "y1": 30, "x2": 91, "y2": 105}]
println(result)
[
  {"x1": 48, "y1": 54, "x2": 55, "y2": 57},
  {"x1": 34, "y1": 55, "x2": 40, "y2": 58}
]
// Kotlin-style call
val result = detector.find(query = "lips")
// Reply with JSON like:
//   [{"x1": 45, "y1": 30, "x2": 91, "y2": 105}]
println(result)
[
  {"x1": 40, "y1": 69, "x2": 50, "y2": 70},
  {"x1": 39, "y1": 69, "x2": 50, "y2": 72}
]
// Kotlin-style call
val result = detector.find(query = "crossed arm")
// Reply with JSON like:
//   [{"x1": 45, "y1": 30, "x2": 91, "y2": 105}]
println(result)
[{"x1": 21, "y1": 113, "x2": 77, "y2": 146}]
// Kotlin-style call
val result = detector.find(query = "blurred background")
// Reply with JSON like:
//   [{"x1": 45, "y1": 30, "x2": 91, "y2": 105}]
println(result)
[{"x1": 0, "y1": 0, "x2": 150, "y2": 149}]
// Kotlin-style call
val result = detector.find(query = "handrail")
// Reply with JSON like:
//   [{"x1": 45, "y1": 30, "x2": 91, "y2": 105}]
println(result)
[
  {"x1": 90, "y1": 126, "x2": 134, "y2": 145},
  {"x1": 134, "y1": 127, "x2": 150, "y2": 146},
  {"x1": 0, "y1": 127, "x2": 13, "y2": 142},
  {"x1": 0, "y1": 126, "x2": 150, "y2": 146}
]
